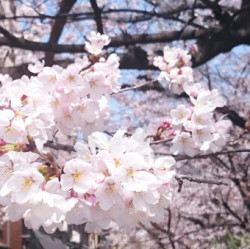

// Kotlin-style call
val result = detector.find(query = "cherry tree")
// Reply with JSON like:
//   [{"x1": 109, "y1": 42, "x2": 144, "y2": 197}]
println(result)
[{"x1": 0, "y1": 0, "x2": 249, "y2": 248}]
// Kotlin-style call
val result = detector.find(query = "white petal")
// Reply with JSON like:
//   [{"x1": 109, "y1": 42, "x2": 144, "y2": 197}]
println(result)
[
  {"x1": 133, "y1": 194, "x2": 147, "y2": 212},
  {"x1": 61, "y1": 174, "x2": 74, "y2": 191}
]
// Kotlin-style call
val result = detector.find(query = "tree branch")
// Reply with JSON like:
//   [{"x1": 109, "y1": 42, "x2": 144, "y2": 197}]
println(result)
[
  {"x1": 175, "y1": 174, "x2": 228, "y2": 192},
  {"x1": 114, "y1": 79, "x2": 158, "y2": 94},
  {"x1": 217, "y1": 106, "x2": 246, "y2": 129},
  {"x1": 44, "y1": 141, "x2": 76, "y2": 153},
  {"x1": 167, "y1": 208, "x2": 176, "y2": 249},
  {"x1": 0, "y1": 26, "x2": 206, "y2": 52},
  {"x1": 1, "y1": 18, "x2": 250, "y2": 69},
  {"x1": 222, "y1": 199, "x2": 245, "y2": 227},
  {"x1": 45, "y1": 0, "x2": 77, "y2": 66},
  {"x1": 0, "y1": 2, "x2": 250, "y2": 70},
  {"x1": 90, "y1": 0, "x2": 103, "y2": 34},
  {"x1": 173, "y1": 149, "x2": 250, "y2": 162}
]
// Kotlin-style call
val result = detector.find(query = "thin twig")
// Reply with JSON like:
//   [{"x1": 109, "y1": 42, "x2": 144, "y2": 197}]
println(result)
[
  {"x1": 27, "y1": 136, "x2": 61, "y2": 174},
  {"x1": 175, "y1": 174, "x2": 228, "y2": 192},
  {"x1": 167, "y1": 208, "x2": 176, "y2": 249},
  {"x1": 174, "y1": 149, "x2": 250, "y2": 161},
  {"x1": 150, "y1": 137, "x2": 172, "y2": 145},
  {"x1": 113, "y1": 80, "x2": 158, "y2": 94},
  {"x1": 44, "y1": 141, "x2": 76, "y2": 152}
]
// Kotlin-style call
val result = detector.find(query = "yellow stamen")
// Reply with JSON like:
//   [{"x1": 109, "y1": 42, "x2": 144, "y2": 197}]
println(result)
[
  {"x1": 67, "y1": 74, "x2": 75, "y2": 83},
  {"x1": 196, "y1": 116, "x2": 203, "y2": 123},
  {"x1": 15, "y1": 111, "x2": 22, "y2": 117},
  {"x1": 50, "y1": 75, "x2": 56, "y2": 83},
  {"x1": 73, "y1": 171, "x2": 82, "y2": 181},
  {"x1": 52, "y1": 99, "x2": 59, "y2": 107},
  {"x1": 127, "y1": 201, "x2": 135, "y2": 213},
  {"x1": 65, "y1": 113, "x2": 72, "y2": 120},
  {"x1": 6, "y1": 126, "x2": 14, "y2": 134},
  {"x1": 102, "y1": 170, "x2": 109, "y2": 177},
  {"x1": 127, "y1": 168, "x2": 134, "y2": 177},
  {"x1": 197, "y1": 130, "x2": 203, "y2": 136},
  {"x1": 90, "y1": 79, "x2": 97, "y2": 87},
  {"x1": 114, "y1": 158, "x2": 121, "y2": 167},
  {"x1": 78, "y1": 104, "x2": 86, "y2": 112},
  {"x1": 179, "y1": 112, "x2": 185, "y2": 119},
  {"x1": 3, "y1": 167, "x2": 13, "y2": 177},
  {"x1": 181, "y1": 137, "x2": 188, "y2": 145},
  {"x1": 107, "y1": 184, "x2": 115, "y2": 194},
  {"x1": 23, "y1": 177, "x2": 33, "y2": 189}
]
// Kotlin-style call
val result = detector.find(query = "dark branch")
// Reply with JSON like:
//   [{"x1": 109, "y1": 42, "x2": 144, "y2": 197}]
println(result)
[
  {"x1": 217, "y1": 106, "x2": 246, "y2": 129},
  {"x1": 175, "y1": 174, "x2": 228, "y2": 192},
  {"x1": 174, "y1": 149, "x2": 250, "y2": 161},
  {"x1": 0, "y1": 25, "x2": 206, "y2": 52},
  {"x1": 44, "y1": 141, "x2": 76, "y2": 152},
  {"x1": 45, "y1": 0, "x2": 77, "y2": 66},
  {"x1": 90, "y1": 0, "x2": 103, "y2": 34}
]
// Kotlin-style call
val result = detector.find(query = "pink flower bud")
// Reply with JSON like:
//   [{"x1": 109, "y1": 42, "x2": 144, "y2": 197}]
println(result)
[{"x1": 0, "y1": 139, "x2": 6, "y2": 146}]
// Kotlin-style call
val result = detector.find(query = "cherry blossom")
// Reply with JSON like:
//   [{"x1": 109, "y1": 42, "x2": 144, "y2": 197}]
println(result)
[
  {"x1": 0, "y1": 168, "x2": 44, "y2": 204},
  {"x1": 170, "y1": 132, "x2": 197, "y2": 157},
  {"x1": 0, "y1": 33, "x2": 232, "y2": 234},
  {"x1": 153, "y1": 46, "x2": 192, "y2": 94},
  {"x1": 170, "y1": 104, "x2": 192, "y2": 126},
  {"x1": 85, "y1": 31, "x2": 111, "y2": 55},
  {"x1": 61, "y1": 158, "x2": 95, "y2": 194},
  {"x1": 154, "y1": 45, "x2": 231, "y2": 156}
]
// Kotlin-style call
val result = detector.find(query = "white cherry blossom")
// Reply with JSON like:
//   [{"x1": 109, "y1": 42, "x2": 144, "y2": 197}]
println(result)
[
  {"x1": 0, "y1": 169, "x2": 44, "y2": 204},
  {"x1": 0, "y1": 35, "x2": 233, "y2": 233},
  {"x1": 61, "y1": 158, "x2": 94, "y2": 194},
  {"x1": 85, "y1": 31, "x2": 111, "y2": 55},
  {"x1": 170, "y1": 105, "x2": 192, "y2": 126},
  {"x1": 170, "y1": 132, "x2": 196, "y2": 157}
]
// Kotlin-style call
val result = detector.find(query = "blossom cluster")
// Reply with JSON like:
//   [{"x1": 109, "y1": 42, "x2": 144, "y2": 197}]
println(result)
[
  {"x1": 0, "y1": 32, "x2": 177, "y2": 232},
  {"x1": 0, "y1": 32, "x2": 120, "y2": 150},
  {"x1": 153, "y1": 46, "x2": 192, "y2": 94},
  {"x1": 65, "y1": 129, "x2": 175, "y2": 231},
  {"x1": 170, "y1": 87, "x2": 231, "y2": 156},
  {"x1": 154, "y1": 46, "x2": 231, "y2": 156},
  {"x1": 0, "y1": 129, "x2": 175, "y2": 233},
  {"x1": 0, "y1": 33, "x2": 231, "y2": 233}
]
